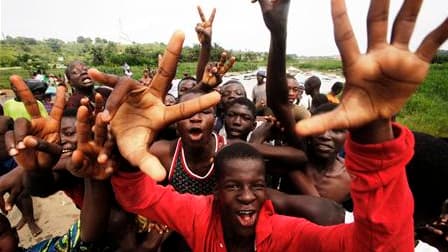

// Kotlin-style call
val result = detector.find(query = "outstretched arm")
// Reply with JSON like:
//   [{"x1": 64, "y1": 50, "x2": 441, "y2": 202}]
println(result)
[
  {"x1": 195, "y1": 6, "x2": 215, "y2": 80},
  {"x1": 257, "y1": 0, "x2": 300, "y2": 147},
  {"x1": 88, "y1": 31, "x2": 221, "y2": 181},
  {"x1": 253, "y1": 0, "x2": 447, "y2": 251}
]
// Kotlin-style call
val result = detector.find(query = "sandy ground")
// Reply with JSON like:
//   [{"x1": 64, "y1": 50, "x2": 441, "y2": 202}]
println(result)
[{"x1": 6, "y1": 191, "x2": 80, "y2": 248}]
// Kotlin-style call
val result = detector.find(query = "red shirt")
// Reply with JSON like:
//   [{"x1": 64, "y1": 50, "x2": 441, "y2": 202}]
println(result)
[{"x1": 112, "y1": 123, "x2": 415, "y2": 251}]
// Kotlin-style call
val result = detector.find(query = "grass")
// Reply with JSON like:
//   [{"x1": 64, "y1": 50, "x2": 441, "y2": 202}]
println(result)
[{"x1": 1, "y1": 60, "x2": 447, "y2": 137}]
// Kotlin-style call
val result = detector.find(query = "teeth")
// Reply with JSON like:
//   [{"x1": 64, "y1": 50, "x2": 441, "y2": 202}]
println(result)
[
  {"x1": 238, "y1": 210, "x2": 253, "y2": 215},
  {"x1": 61, "y1": 149, "x2": 73, "y2": 154}
]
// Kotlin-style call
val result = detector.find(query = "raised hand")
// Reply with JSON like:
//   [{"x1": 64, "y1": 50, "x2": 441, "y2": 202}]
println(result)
[
  {"x1": 201, "y1": 52, "x2": 236, "y2": 88},
  {"x1": 195, "y1": 6, "x2": 216, "y2": 45},
  {"x1": 67, "y1": 105, "x2": 115, "y2": 180},
  {"x1": 88, "y1": 31, "x2": 221, "y2": 181},
  {"x1": 256, "y1": 0, "x2": 290, "y2": 33},
  {"x1": 0, "y1": 116, "x2": 14, "y2": 160},
  {"x1": 5, "y1": 77, "x2": 66, "y2": 170},
  {"x1": 296, "y1": 0, "x2": 448, "y2": 136}
]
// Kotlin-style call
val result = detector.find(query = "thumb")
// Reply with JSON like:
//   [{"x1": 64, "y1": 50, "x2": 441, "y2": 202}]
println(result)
[
  {"x1": 6, "y1": 189, "x2": 20, "y2": 211},
  {"x1": 139, "y1": 153, "x2": 167, "y2": 182},
  {"x1": 295, "y1": 106, "x2": 350, "y2": 136}
]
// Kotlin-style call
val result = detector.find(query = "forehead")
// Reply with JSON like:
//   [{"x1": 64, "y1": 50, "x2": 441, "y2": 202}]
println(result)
[
  {"x1": 179, "y1": 92, "x2": 200, "y2": 102},
  {"x1": 61, "y1": 116, "x2": 76, "y2": 127},
  {"x1": 179, "y1": 79, "x2": 196, "y2": 87},
  {"x1": 69, "y1": 62, "x2": 86, "y2": 71},
  {"x1": 220, "y1": 158, "x2": 265, "y2": 180},
  {"x1": 287, "y1": 78, "x2": 299, "y2": 87},
  {"x1": 227, "y1": 104, "x2": 253, "y2": 115},
  {"x1": 223, "y1": 83, "x2": 245, "y2": 92}
]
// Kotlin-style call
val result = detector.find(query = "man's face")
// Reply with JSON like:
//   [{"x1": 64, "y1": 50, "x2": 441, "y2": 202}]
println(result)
[
  {"x1": 164, "y1": 95, "x2": 176, "y2": 106},
  {"x1": 221, "y1": 84, "x2": 246, "y2": 107},
  {"x1": 287, "y1": 79, "x2": 301, "y2": 104},
  {"x1": 68, "y1": 62, "x2": 93, "y2": 89},
  {"x1": 178, "y1": 79, "x2": 197, "y2": 97},
  {"x1": 310, "y1": 129, "x2": 346, "y2": 159},
  {"x1": 217, "y1": 158, "x2": 266, "y2": 238},
  {"x1": 177, "y1": 93, "x2": 215, "y2": 147},
  {"x1": 60, "y1": 116, "x2": 77, "y2": 159},
  {"x1": 256, "y1": 75, "x2": 265, "y2": 84},
  {"x1": 224, "y1": 104, "x2": 256, "y2": 140}
]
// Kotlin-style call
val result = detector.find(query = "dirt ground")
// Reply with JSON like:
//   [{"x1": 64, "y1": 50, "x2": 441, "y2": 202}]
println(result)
[{"x1": 6, "y1": 191, "x2": 80, "y2": 248}]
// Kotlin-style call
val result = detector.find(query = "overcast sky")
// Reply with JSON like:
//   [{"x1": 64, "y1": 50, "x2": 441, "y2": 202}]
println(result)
[{"x1": 1, "y1": 0, "x2": 447, "y2": 56}]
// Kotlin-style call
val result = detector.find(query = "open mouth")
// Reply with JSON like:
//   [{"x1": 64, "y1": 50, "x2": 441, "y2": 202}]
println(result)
[
  {"x1": 81, "y1": 77, "x2": 93, "y2": 86},
  {"x1": 235, "y1": 210, "x2": 257, "y2": 227},
  {"x1": 188, "y1": 127, "x2": 203, "y2": 140}
]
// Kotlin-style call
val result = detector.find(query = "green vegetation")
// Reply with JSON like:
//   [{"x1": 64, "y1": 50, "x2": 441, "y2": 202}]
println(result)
[
  {"x1": 1, "y1": 36, "x2": 447, "y2": 137},
  {"x1": 397, "y1": 63, "x2": 448, "y2": 137}
]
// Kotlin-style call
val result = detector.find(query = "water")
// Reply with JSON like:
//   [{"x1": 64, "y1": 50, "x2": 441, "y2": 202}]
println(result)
[{"x1": 167, "y1": 68, "x2": 345, "y2": 99}]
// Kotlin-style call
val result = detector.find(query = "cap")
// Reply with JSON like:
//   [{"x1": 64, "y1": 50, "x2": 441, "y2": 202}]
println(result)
[
  {"x1": 256, "y1": 70, "x2": 266, "y2": 78},
  {"x1": 25, "y1": 79, "x2": 48, "y2": 94}
]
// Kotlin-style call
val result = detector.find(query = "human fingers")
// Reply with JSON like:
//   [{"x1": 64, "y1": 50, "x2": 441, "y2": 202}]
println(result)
[
  {"x1": 150, "y1": 31, "x2": 185, "y2": 98},
  {"x1": 94, "y1": 111, "x2": 107, "y2": 146},
  {"x1": 218, "y1": 52, "x2": 227, "y2": 69},
  {"x1": 9, "y1": 75, "x2": 41, "y2": 119},
  {"x1": 391, "y1": 0, "x2": 423, "y2": 48},
  {"x1": 13, "y1": 118, "x2": 31, "y2": 150},
  {"x1": 5, "y1": 187, "x2": 20, "y2": 212},
  {"x1": 88, "y1": 68, "x2": 120, "y2": 88},
  {"x1": 94, "y1": 93, "x2": 105, "y2": 115},
  {"x1": 0, "y1": 116, "x2": 14, "y2": 133},
  {"x1": 23, "y1": 136, "x2": 62, "y2": 155},
  {"x1": 197, "y1": 6, "x2": 206, "y2": 22},
  {"x1": 415, "y1": 18, "x2": 448, "y2": 62},
  {"x1": 49, "y1": 84, "x2": 67, "y2": 121},
  {"x1": 209, "y1": 8, "x2": 216, "y2": 24},
  {"x1": 163, "y1": 91, "x2": 221, "y2": 125},
  {"x1": 67, "y1": 150, "x2": 86, "y2": 177},
  {"x1": 77, "y1": 106, "x2": 92, "y2": 144},
  {"x1": 115, "y1": 129, "x2": 166, "y2": 181},
  {"x1": 223, "y1": 56, "x2": 236, "y2": 74},
  {"x1": 5, "y1": 131, "x2": 17, "y2": 156},
  {"x1": 366, "y1": 0, "x2": 390, "y2": 50},
  {"x1": 331, "y1": 0, "x2": 360, "y2": 67},
  {"x1": 102, "y1": 78, "x2": 141, "y2": 122}
]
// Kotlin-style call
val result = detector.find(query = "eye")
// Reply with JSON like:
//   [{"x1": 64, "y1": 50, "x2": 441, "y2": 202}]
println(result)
[
  {"x1": 222, "y1": 91, "x2": 231, "y2": 97},
  {"x1": 225, "y1": 184, "x2": 240, "y2": 191},
  {"x1": 252, "y1": 183, "x2": 266, "y2": 190}
]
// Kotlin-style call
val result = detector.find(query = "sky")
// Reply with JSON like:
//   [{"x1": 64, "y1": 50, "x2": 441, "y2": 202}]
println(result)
[{"x1": 1, "y1": 0, "x2": 447, "y2": 56}]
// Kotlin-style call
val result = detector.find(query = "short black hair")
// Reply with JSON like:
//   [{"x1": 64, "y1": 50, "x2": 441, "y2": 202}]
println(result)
[
  {"x1": 215, "y1": 142, "x2": 264, "y2": 179},
  {"x1": 63, "y1": 108, "x2": 78, "y2": 117},
  {"x1": 225, "y1": 97, "x2": 256, "y2": 119},
  {"x1": 331, "y1": 82, "x2": 344, "y2": 94},
  {"x1": 305, "y1": 75, "x2": 321, "y2": 88},
  {"x1": 177, "y1": 76, "x2": 197, "y2": 92}
]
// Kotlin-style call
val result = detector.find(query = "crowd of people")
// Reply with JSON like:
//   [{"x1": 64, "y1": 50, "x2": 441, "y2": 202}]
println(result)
[{"x1": 0, "y1": 0, "x2": 447, "y2": 251}]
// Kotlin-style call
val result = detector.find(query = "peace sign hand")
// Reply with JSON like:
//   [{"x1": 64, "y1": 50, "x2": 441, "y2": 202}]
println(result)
[
  {"x1": 6, "y1": 76, "x2": 66, "y2": 171},
  {"x1": 201, "y1": 52, "x2": 236, "y2": 88},
  {"x1": 295, "y1": 0, "x2": 448, "y2": 136},
  {"x1": 67, "y1": 105, "x2": 116, "y2": 180},
  {"x1": 89, "y1": 31, "x2": 221, "y2": 181},
  {"x1": 195, "y1": 6, "x2": 216, "y2": 45}
]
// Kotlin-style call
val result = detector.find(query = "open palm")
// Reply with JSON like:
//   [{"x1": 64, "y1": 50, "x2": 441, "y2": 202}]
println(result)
[
  {"x1": 296, "y1": 0, "x2": 448, "y2": 136},
  {"x1": 89, "y1": 31, "x2": 221, "y2": 181},
  {"x1": 7, "y1": 76, "x2": 66, "y2": 170}
]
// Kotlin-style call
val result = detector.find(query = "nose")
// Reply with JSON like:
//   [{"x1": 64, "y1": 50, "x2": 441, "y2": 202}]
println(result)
[
  {"x1": 189, "y1": 112, "x2": 202, "y2": 122},
  {"x1": 238, "y1": 186, "x2": 256, "y2": 204},
  {"x1": 317, "y1": 131, "x2": 331, "y2": 141},
  {"x1": 232, "y1": 116, "x2": 242, "y2": 126}
]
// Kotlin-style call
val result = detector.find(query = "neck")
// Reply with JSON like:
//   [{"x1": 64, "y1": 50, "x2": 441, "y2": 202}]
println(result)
[
  {"x1": 222, "y1": 220, "x2": 255, "y2": 252},
  {"x1": 310, "y1": 154, "x2": 338, "y2": 172},
  {"x1": 183, "y1": 135, "x2": 215, "y2": 162},
  {"x1": 74, "y1": 86, "x2": 94, "y2": 96}
]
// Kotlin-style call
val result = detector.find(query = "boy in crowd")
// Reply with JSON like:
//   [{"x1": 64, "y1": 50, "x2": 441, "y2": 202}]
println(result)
[{"x1": 93, "y1": 0, "x2": 445, "y2": 250}]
